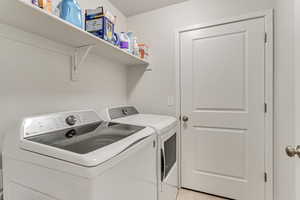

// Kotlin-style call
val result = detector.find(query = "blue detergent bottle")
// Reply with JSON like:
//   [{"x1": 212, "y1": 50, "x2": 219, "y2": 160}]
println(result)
[{"x1": 59, "y1": 0, "x2": 83, "y2": 29}]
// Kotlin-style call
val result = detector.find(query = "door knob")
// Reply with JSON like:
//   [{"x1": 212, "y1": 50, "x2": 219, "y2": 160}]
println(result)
[
  {"x1": 182, "y1": 116, "x2": 189, "y2": 122},
  {"x1": 285, "y1": 145, "x2": 300, "y2": 158}
]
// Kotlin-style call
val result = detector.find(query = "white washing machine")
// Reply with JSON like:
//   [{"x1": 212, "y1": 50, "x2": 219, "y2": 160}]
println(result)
[
  {"x1": 102, "y1": 106, "x2": 179, "y2": 200},
  {"x1": 3, "y1": 110, "x2": 157, "y2": 200}
]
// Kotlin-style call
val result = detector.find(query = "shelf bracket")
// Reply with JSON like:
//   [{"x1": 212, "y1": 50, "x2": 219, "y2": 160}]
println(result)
[{"x1": 71, "y1": 45, "x2": 95, "y2": 81}]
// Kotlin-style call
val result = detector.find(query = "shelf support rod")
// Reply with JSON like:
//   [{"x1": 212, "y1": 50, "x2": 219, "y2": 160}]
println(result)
[{"x1": 71, "y1": 45, "x2": 95, "y2": 81}]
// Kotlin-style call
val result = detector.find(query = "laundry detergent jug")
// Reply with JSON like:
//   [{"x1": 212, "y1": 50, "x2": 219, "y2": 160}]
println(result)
[
  {"x1": 59, "y1": 0, "x2": 83, "y2": 29},
  {"x1": 119, "y1": 32, "x2": 130, "y2": 51}
]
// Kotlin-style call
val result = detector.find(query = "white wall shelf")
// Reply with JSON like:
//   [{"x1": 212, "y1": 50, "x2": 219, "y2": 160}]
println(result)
[{"x1": 0, "y1": 0, "x2": 149, "y2": 79}]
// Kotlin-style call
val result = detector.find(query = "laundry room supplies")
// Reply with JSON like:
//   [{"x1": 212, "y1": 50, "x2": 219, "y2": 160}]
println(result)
[
  {"x1": 119, "y1": 32, "x2": 130, "y2": 51},
  {"x1": 85, "y1": 7, "x2": 116, "y2": 43},
  {"x1": 32, "y1": 0, "x2": 39, "y2": 7},
  {"x1": 127, "y1": 32, "x2": 134, "y2": 54},
  {"x1": 46, "y1": 0, "x2": 52, "y2": 13},
  {"x1": 113, "y1": 32, "x2": 120, "y2": 47},
  {"x1": 53, "y1": 1, "x2": 61, "y2": 16},
  {"x1": 38, "y1": 0, "x2": 47, "y2": 9},
  {"x1": 32, "y1": 0, "x2": 52, "y2": 13},
  {"x1": 133, "y1": 37, "x2": 139, "y2": 56},
  {"x1": 60, "y1": 0, "x2": 83, "y2": 29},
  {"x1": 138, "y1": 43, "x2": 149, "y2": 60},
  {"x1": 123, "y1": 32, "x2": 140, "y2": 56}
]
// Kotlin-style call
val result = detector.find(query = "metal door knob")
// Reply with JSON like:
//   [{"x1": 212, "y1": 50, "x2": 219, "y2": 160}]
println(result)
[
  {"x1": 182, "y1": 116, "x2": 189, "y2": 122},
  {"x1": 285, "y1": 145, "x2": 300, "y2": 158}
]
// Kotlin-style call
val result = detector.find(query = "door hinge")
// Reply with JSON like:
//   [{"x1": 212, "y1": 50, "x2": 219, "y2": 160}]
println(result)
[
  {"x1": 264, "y1": 103, "x2": 267, "y2": 113},
  {"x1": 264, "y1": 172, "x2": 268, "y2": 182},
  {"x1": 264, "y1": 33, "x2": 267, "y2": 43}
]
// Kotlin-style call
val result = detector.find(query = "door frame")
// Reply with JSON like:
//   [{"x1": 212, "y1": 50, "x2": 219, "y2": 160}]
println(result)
[{"x1": 174, "y1": 10, "x2": 274, "y2": 200}]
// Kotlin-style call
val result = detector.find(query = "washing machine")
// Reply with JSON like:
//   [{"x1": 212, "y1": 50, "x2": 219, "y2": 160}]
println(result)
[
  {"x1": 3, "y1": 110, "x2": 157, "y2": 200},
  {"x1": 102, "y1": 106, "x2": 179, "y2": 200}
]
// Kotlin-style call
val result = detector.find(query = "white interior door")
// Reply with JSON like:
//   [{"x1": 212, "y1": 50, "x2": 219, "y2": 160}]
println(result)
[{"x1": 180, "y1": 17, "x2": 266, "y2": 200}]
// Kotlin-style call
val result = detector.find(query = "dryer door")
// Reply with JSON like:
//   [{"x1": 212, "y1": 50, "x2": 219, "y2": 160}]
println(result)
[
  {"x1": 160, "y1": 131, "x2": 178, "y2": 200},
  {"x1": 163, "y1": 132, "x2": 177, "y2": 182}
]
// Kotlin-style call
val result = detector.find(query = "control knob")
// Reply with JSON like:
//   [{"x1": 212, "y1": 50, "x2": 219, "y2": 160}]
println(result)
[{"x1": 65, "y1": 115, "x2": 77, "y2": 126}]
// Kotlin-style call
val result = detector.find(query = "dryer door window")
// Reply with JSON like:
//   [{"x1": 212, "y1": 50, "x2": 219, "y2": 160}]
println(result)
[{"x1": 163, "y1": 133, "x2": 177, "y2": 179}]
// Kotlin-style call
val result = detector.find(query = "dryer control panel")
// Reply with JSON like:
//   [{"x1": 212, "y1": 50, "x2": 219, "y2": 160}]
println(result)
[{"x1": 23, "y1": 110, "x2": 100, "y2": 138}]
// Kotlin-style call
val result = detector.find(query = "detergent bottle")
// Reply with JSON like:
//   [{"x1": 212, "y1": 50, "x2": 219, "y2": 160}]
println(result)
[
  {"x1": 119, "y1": 32, "x2": 130, "y2": 52},
  {"x1": 59, "y1": 0, "x2": 83, "y2": 29}
]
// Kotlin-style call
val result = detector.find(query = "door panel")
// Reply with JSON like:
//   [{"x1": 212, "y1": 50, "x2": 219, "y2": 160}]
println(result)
[
  {"x1": 194, "y1": 128, "x2": 247, "y2": 179},
  {"x1": 192, "y1": 32, "x2": 246, "y2": 111},
  {"x1": 180, "y1": 18, "x2": 265, "y2": 200}
]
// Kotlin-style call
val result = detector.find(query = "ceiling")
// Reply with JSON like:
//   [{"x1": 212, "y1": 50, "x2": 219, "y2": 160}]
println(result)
[{"x1": 109, "y1": 0, "x2": 188, "y2": 17}]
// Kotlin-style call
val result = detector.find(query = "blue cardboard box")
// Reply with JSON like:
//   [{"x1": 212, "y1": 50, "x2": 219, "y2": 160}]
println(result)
[{"x1": 85, "y1": 7, "x2": 115, "y2": 43}]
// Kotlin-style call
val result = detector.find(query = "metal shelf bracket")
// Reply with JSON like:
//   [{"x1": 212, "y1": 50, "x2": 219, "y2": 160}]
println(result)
[{"x1": 71, "y1": 45, "x2": 95, "y2": 81}]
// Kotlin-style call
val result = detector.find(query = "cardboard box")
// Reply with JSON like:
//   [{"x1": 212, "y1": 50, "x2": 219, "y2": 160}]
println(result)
[{"x1": 85, "y1": 7, "x2": 115, "y2": 43}]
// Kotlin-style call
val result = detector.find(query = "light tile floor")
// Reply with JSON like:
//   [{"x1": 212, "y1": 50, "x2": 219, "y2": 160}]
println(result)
[{"x1": 177, "y1": 189, "x2": 227, "y2": 200}]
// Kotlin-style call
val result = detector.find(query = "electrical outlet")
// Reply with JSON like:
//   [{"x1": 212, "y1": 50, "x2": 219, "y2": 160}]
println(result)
[{"x1": 168, "y1": 96, "x2": 174, "y2": 107}]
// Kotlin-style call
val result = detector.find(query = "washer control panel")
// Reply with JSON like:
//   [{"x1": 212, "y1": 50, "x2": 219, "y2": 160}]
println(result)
[
  {"x1": 23, "y1": 110, "x2": 100, "y2": 138},
  {"x1": 109, "y1": 106, "x2": 139, "y2": 120}
]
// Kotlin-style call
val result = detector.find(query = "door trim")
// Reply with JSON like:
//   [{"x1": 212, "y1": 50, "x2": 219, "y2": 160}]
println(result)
[{"x1": 174, "y1": 9, "x2": 274, "y2": 200}]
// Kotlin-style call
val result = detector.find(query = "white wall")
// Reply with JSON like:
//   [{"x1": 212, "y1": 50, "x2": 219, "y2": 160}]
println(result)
[
  {"x1": 294, "y1": 0, "x2": 300, "y2": 199},
  {"x1": 127, "y1": 0, "x2": 274, "y2": 116},
  {"x1": 274, "y1": 0, "x2": 295, "y2": 199},
  {"x1": 127, "y1": 0, "x2": 295, "y2": 200},
  {"x1": 0, "y1": 0, "x2": 128, "y2": 190}
]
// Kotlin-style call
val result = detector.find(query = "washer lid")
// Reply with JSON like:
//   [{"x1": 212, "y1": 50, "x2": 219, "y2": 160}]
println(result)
[
  {"x1": 26, "y1": 122, "x2": 145, "y2": 154},
  {"x1": 20, "y1": 110, "x2": 155, "y2": 167}
]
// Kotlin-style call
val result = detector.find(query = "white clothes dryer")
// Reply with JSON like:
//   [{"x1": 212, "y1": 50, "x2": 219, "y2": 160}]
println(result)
[{"x1": 102, "y1": 106, "x2": 179, "y2": 200}]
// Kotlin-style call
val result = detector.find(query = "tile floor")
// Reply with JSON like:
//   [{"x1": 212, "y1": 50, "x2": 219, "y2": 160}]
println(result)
[{"x1": 177, "y1": 189, "x2": 227, "y2": 200}]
